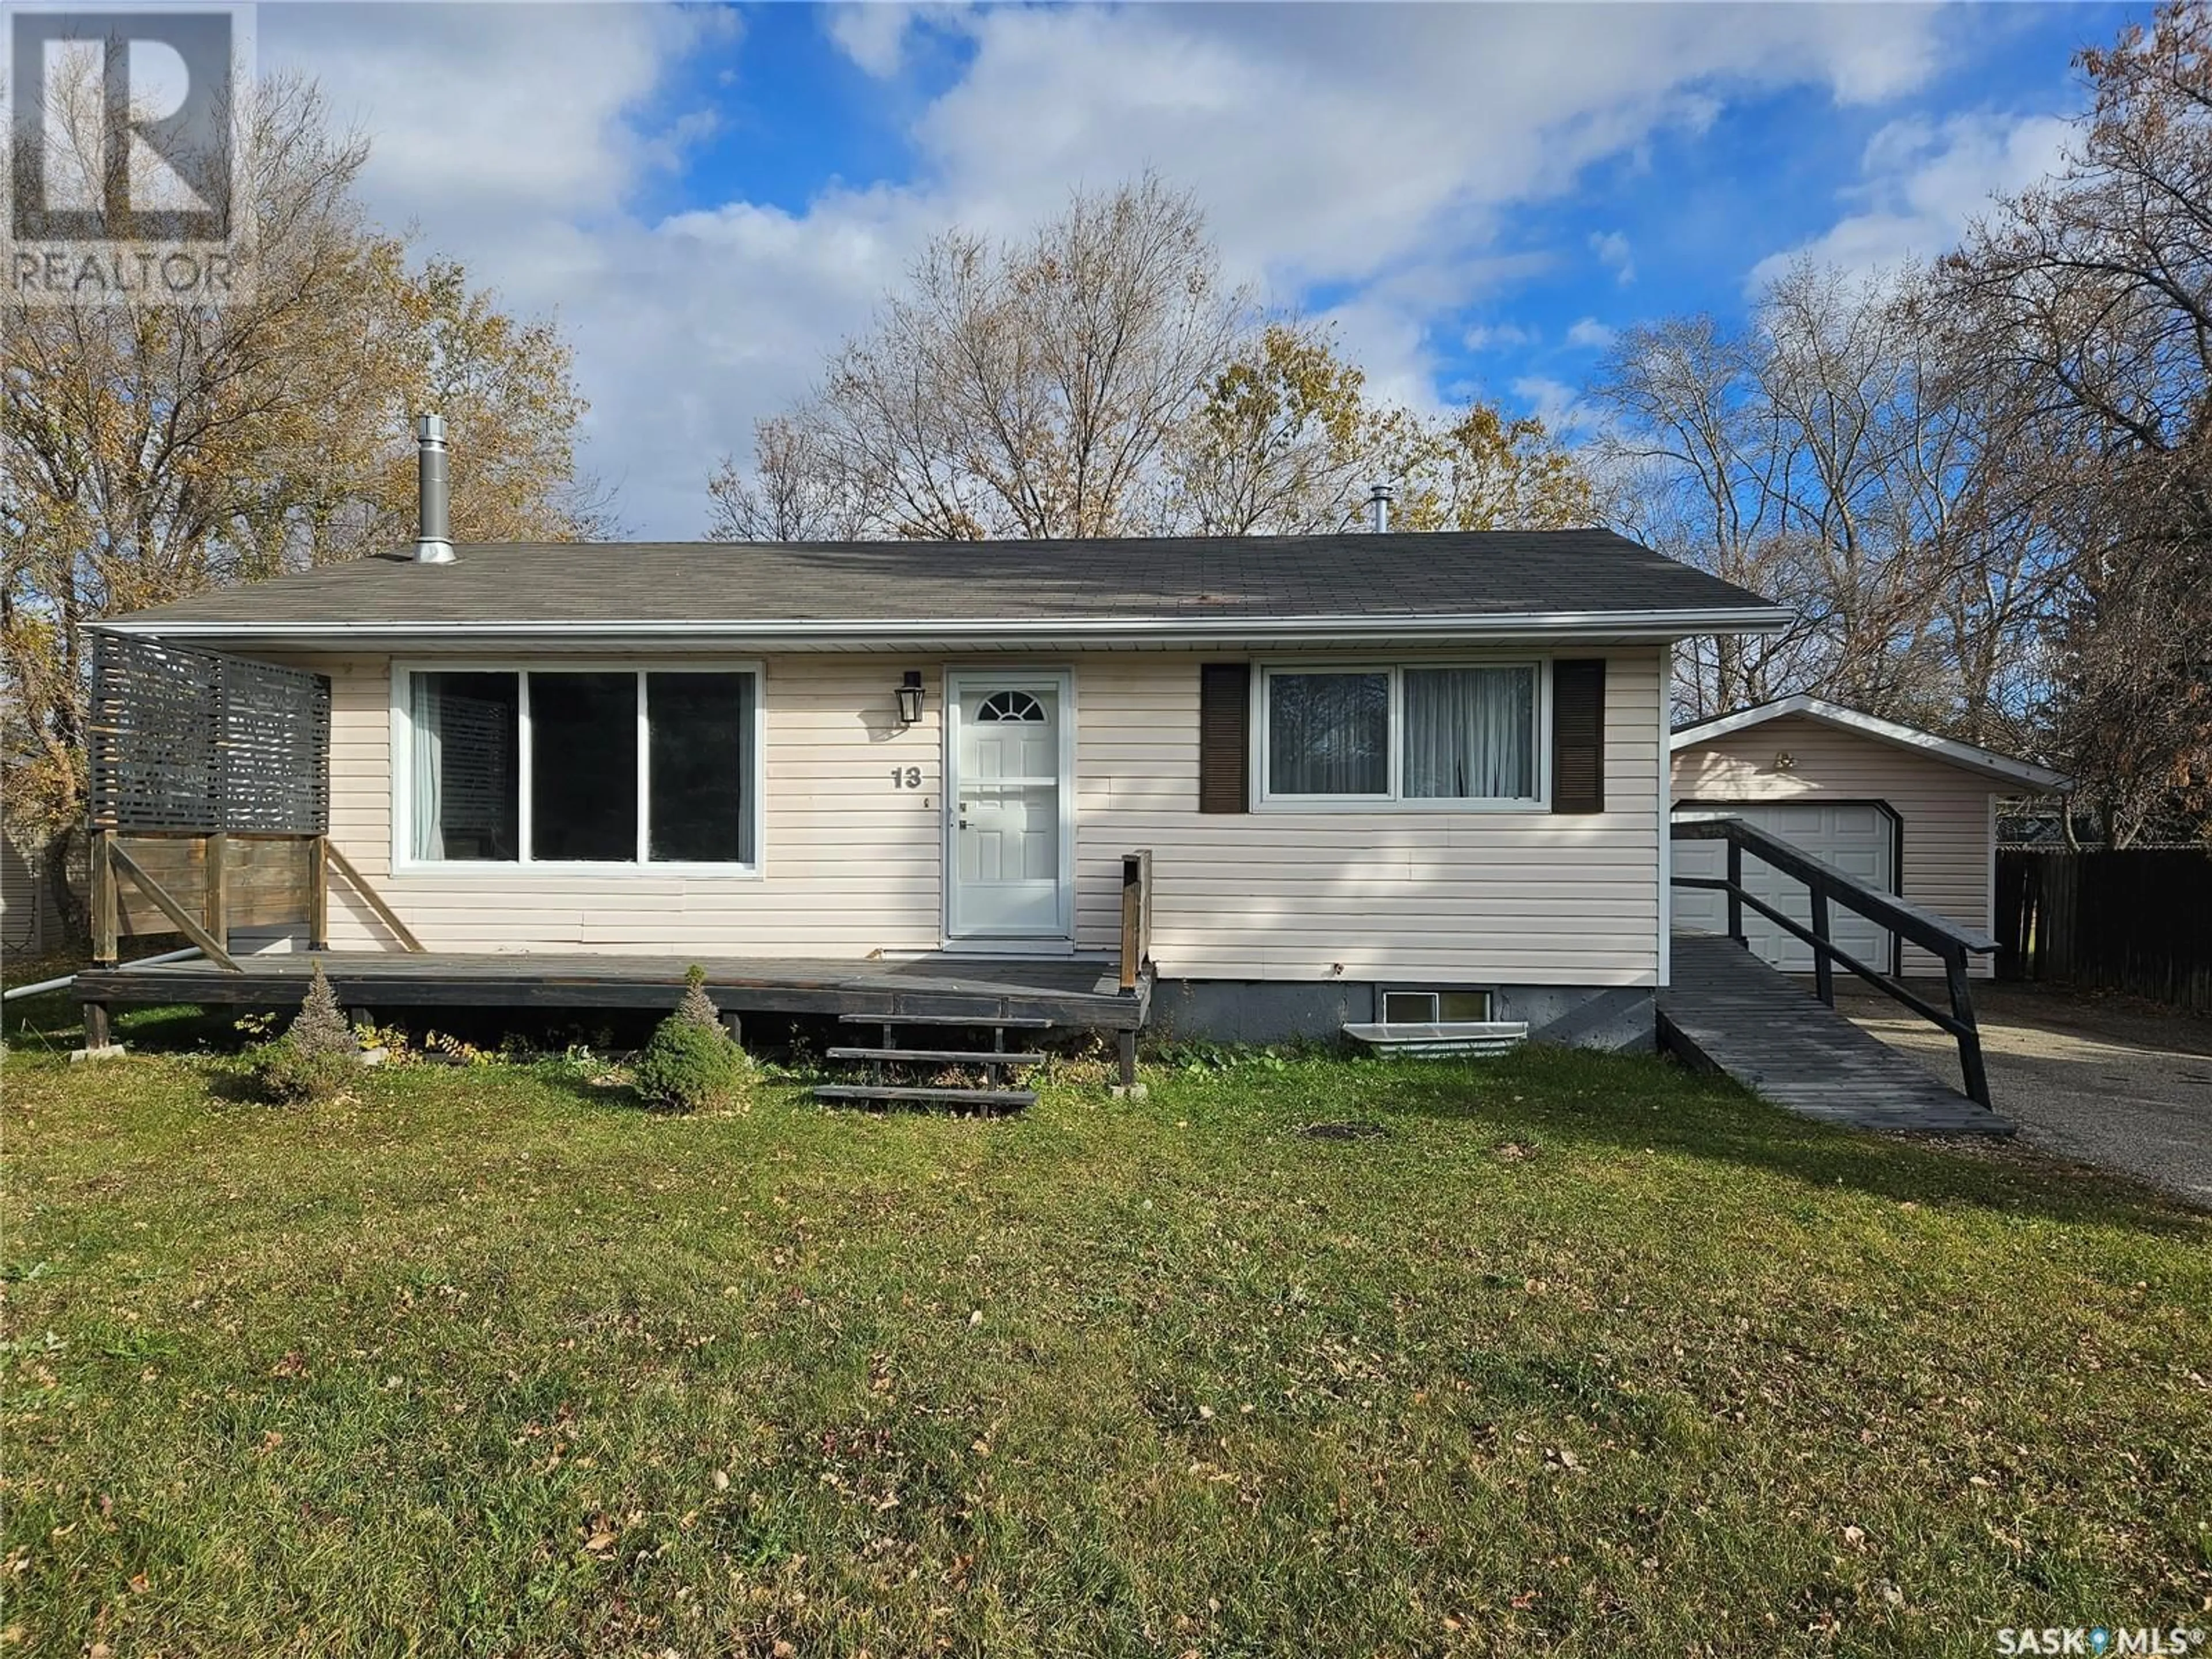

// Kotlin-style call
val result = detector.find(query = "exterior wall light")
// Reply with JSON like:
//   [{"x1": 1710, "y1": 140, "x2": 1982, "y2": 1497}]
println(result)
[
  {"x1": 896, "y1": 670, "x2": 925, "y2": 726},
  {"x1": 1774, "y1": 750, "x2": 1797, "y2": 771}
]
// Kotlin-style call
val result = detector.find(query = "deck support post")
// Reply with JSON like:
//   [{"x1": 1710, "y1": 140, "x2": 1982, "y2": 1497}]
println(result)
[
  {"x1": 1944, "y1": 950, "x2": 1991, "y2": 1108},
  {"x1": 77, "y1": 1001, "x2": 116, "y2": 1056},
  {"x1": 1809, "y1": 888, "x2": 1834, "y2": 1006},
  {"x1": 1111, "y1": 1029, "x2": 1145, "y2": 1100},
  {"x1": 308, "y1": 835, "x2": 329, "y2": 950},
  {"x1": 1725, "y1": 839, "x2": 1744, "y2": 945},
  {"x1": 90, "y1": 830, "x2": 118, "y2": 966},
  {"x1": 203, "y1": 832, "x2": 229, "y2": 953}
]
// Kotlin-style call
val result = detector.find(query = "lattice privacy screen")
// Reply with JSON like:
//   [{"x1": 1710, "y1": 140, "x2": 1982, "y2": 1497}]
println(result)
[{"x1": 89, "y1": 634, "x2": 331, "y2": 833}]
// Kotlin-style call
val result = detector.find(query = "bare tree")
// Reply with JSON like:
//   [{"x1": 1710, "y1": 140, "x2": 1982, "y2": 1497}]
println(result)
[
  {"x1": 1941, "y1": 0, "x2": 2212, "y2": 843},
  {"x1": 804, "y1": 175, "x2": 1251, "y2": 539},
  {"x1": 1588, "y1": 262, "x2": 2069, "y2": 734},
  {"x1": 705, "y1": 415, "x2": 874, "y2": 541},
  {"x1": 1587, "y1": 313, "x2": 1815, "y2": 717},
  {"x1": 713, "y1": 187, "x2": 1594, "y2": 544}
]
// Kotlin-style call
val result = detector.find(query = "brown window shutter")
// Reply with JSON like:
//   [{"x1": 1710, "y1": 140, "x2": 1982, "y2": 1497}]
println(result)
[
  {"x1": 1551, "y1": 658, "x2": 1606, "y2": 815},
  {"x1": 1199, "y1": 662, "x2": 1250, "y2": 813}
]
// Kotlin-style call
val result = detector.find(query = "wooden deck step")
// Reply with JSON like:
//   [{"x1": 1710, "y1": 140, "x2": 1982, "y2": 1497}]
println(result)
[
  {"x1": 813, "y1": 1084, "x2": 1039, "y2": 1108},
  {"x1": 836, "y1": 1013, "x2": 1054, "y2": 1029},
  {"x1": 825, "y1": 1047, "x2": 1046, "y2": 1066}
]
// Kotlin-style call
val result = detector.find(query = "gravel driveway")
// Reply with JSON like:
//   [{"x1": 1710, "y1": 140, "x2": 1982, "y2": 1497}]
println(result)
[{"x1": 1838, "y1": 980, "x2": 2212, "y2": 1208}]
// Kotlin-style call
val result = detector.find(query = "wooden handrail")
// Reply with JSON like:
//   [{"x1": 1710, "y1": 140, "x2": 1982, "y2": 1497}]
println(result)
[
  {"x1": 1673, "y1": 815, "x2": 1998, "y2": 956},
  {"x1": 1119, "y1": 849, "x2": 1153, "y2": 993},
  {"x1": 1672, "y1": 815, "x2": 1992, "y2": 1107},
  {"x1": 1675, "y1": 878, "x2": 1975, "y2": 1037}
]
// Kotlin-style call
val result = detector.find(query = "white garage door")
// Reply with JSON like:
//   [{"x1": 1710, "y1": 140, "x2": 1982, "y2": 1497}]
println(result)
[{"x1": 1673, "y1": 803, "x2": 1895, "y2": 974}]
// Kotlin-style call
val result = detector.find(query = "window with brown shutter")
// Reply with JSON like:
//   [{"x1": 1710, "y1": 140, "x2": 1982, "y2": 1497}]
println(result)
[
  {"x1": 1199, "y1": 662, "x2": 1250, "y2": 813},
  {"x1": 1550, "y1": 658, "x2": 1606, "y2": 814}
]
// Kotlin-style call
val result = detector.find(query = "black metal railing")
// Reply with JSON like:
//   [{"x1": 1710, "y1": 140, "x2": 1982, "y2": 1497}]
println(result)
[{"x1": 1671, "y1": 815, "x2": 1997, "y2": 1107}]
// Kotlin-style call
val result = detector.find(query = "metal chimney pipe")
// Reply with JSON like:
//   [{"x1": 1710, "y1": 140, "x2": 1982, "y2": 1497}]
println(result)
[
  {"x1": 1367, "y1": 483, "x2": 1393, "y2": 534},
  {"x1": 413, "y1": 413, "x2": 454, "y2": 563}
]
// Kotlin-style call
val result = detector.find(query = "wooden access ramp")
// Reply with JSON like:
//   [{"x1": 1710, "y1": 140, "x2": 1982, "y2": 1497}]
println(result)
[{"x1": 1660, "y1": 934, "x2": 2013, "y2": 1135}]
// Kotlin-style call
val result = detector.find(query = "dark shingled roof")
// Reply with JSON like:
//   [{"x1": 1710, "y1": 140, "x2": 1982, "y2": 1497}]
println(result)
[{"x1": 106, "y1": 529, "x2": 1782, "y2": 631}]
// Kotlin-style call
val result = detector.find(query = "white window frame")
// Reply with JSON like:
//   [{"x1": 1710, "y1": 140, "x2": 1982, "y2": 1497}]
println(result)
[
  {"x1": 389, "y1": 659, "x2": 766, "y2": 877},
  {"x1": 1380, "y1": 987, "x2": 1497, "y2": 1023},
  {"x1": 1252, "y1": 658, "x2": 1552, "y2": 811}
]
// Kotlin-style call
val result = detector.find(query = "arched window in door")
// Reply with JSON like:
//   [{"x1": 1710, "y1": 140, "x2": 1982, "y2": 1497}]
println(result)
[{"x1": 976, "y1": 690, "x2": 1047, "y2": 724}]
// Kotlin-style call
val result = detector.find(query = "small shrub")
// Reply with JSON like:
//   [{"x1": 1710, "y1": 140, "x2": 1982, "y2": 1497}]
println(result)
[
  {"x1": 634, "y1": 968, "x2": 750, "y2": 1111},
  {"x1": 675, "y1": 964, "x2": 722, "y2": 1030},
  {"x1": 632, "y1": 1016, "x2": 749, "y2": 1113},
  {"x1": 251, "y1": 960, "x2": 357, "y2": 1104}
]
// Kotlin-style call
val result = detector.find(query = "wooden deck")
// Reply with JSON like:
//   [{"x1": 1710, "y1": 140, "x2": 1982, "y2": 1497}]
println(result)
[
  {"x1": 74, "y1": 950, "x2": 1150, "y2": 1031},
  {"x1": 1659, "y1": 933, "x2": 2013, "y2": 1135}
]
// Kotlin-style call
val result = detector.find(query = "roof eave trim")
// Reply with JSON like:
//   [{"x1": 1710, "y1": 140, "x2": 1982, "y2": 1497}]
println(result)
[
  {"x1": 1671, "y1": 694, "x2": 2073, "y2": 792},
  {"x1": 90, "y1": 605, "x2": 1796, "y2": 645}
]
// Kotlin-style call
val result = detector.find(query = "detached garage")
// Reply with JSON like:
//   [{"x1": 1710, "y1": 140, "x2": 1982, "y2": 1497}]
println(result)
[{"x1": 1670, "y1": 696, "x2": 2069, "y2": 979}]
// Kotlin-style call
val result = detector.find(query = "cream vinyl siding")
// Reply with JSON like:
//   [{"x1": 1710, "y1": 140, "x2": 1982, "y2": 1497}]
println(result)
[
  {"x1": 300, "y1": 648, "x2": 1666, "y2": 985},
  {"x1": 313, "y1": 655, "x2": 944, "y2": 955},
  {"x1": 1671, "y1": 713, "x2": 1997, "y2": 978},
  {"x1": 1075, "y1": 650, "x2": 1663, "y2": 985}
]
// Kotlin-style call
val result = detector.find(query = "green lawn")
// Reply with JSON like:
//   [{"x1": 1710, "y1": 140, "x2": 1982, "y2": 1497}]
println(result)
[{"x1": 3, "y1": 1020, "x2": 2208, "y2": 1656}]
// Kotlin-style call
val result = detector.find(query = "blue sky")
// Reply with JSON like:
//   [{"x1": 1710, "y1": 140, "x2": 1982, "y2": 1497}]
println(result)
[{"x1": 262, "y1": 2, "x2": 2148, "y2": 536}]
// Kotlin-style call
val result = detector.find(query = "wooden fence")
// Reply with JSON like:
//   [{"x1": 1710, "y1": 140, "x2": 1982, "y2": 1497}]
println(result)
[{"x1": 1996, "y1": 849, "x2": 2212, "y2": 1013}]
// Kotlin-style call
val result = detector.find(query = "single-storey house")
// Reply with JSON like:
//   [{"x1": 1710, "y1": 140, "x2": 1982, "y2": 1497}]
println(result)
[
  {"x1": 87, "y1": 473, "x2": 1790, "y2": 1051},
  {"x1": 1670, "y1": 695, "x2": 2070, "y2": 979}
]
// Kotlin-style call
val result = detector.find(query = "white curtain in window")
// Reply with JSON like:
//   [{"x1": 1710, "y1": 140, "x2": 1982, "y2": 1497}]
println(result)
[
  {"x1": 1268, "y1": 672, "x2": 1389, "y2": 795},
  {"x1": 1402, "y1": 666, "x2": 1535, "y2": 799},
  {"x1": 410, "y1": 676, "x2": 444, "y2": 859}
]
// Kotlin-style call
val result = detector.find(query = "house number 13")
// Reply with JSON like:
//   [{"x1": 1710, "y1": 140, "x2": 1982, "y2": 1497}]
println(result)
[{"x1": 890, "y1": 766, "x2": 922, "y2": 788}]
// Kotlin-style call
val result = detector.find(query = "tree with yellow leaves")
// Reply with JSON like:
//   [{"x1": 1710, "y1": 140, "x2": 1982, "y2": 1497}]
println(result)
[{"x1": 1, "y1": 67, "x2": 603, "y2": 936}]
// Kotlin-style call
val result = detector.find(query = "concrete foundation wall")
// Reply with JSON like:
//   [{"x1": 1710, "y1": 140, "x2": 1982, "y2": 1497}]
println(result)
[{"x1": 1148, "y1": 980, "x2": 1654, "y2": 1052}]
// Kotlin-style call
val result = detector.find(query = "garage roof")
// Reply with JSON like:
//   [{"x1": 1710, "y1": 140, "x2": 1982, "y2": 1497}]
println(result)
[{"x1": 1672, "y1": 695, "x2": 2071, "y2": 792}]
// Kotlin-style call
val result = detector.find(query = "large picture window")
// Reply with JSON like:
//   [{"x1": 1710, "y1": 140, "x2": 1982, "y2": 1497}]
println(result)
[
  {"x1": 1260, "y1": 662, "x2": 1543, "y2": 806},
  {"x1": 401, "y1": 666, "x2": 760, "y2": 868}
]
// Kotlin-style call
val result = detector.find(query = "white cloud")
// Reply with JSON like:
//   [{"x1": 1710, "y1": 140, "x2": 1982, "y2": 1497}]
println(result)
[
  {"x1": 1589, "y1": 229, "x2": 1635, "y2": 286},
  {"x1": 1749, "y1": 109, "x2": 2074, "y2": 289},
  {"x1": 1510, "y1": 374, "x2": 1596, "y2": 438},
  {"x1": 824, "y1": 4, "x2": 917, "y2": 79},
  {"x1": 1464, "y1": 322, "x2": 1536, "y2": 351},
  {"x1": 263, "y1": 1, "x2": 1963, "y2": 536},
  {"x1": 1566, "y1": 317, "x2": 1616, "y2": 350}
]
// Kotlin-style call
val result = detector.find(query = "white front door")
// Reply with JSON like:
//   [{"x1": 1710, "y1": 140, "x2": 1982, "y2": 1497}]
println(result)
[
  {"x1": 946, "y1": 673, "x2": 1071, "y2": 942},
  {"x1": 1673, "y1": 802, "x2": 1897, "y2": 974}
]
